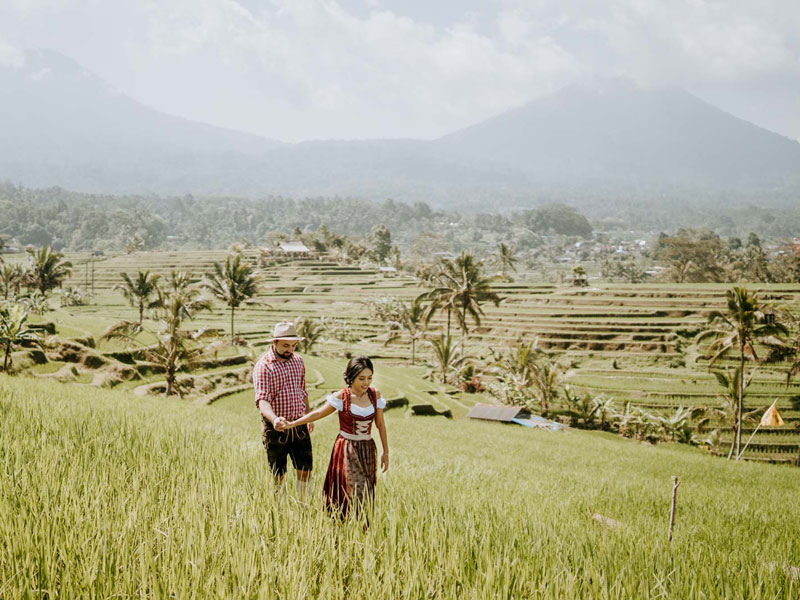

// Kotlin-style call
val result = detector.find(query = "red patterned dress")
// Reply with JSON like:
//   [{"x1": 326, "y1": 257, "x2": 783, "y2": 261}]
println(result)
[{"x1": 323, "y1": 387, "x2": 385, "y2": 516}]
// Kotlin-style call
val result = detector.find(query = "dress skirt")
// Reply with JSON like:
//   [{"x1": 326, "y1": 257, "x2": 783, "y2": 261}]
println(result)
[{"x1": 323, "y1": 435, "x2": 377, "y2": 516}]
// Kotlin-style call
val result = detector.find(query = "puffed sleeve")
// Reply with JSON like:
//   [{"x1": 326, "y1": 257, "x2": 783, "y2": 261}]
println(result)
[
  {"x1": 326, "y1": 393, "x2": 344, "y2": 411},
  {"x1": 376, "y1": 396, "x2": 386, "y2": 409}
]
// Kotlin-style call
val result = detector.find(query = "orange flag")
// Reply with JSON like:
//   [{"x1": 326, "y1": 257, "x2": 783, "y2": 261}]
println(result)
[{"x1": 760, "y1": 400, "x2": 784, "y2": 427}]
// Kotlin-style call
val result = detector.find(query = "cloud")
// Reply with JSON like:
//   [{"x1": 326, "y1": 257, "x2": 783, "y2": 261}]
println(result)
[
  {"x1": 0, "y1": 0, "x2": 799, "y2": 140},
  {"x1": 0, "y1": 36, "x2": 25, "y2": 69}
]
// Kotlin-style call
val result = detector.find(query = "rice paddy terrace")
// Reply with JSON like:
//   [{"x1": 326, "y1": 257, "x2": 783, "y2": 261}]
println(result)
[{"x1": 33, "y1": 250, "x2": 800, "y2": 462}]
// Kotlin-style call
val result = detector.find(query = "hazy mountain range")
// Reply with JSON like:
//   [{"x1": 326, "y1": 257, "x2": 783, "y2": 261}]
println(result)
[{"x1": 2, "y1": 49, "x2": 799, "y2": 209}]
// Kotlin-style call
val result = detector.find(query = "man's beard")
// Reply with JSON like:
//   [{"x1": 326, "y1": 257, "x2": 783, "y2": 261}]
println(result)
[{"x1": 276, "y1": 349, "x2": 293, "y2": 359}]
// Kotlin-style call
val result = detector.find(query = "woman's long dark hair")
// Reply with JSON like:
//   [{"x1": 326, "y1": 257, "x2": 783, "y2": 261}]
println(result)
[{"x1": 343, "y1": 356, "x2": 374, "y2": 386}]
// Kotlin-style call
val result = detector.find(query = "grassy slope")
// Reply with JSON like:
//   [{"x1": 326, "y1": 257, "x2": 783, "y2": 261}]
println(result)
[{"x1": 2, "y1": 376, "x2": 799, "y2": 599}]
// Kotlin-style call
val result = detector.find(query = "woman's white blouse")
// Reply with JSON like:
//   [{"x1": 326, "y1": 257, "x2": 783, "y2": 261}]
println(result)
[{"x1": 326, "y1": 393, "x2": 386, "y2": 416}]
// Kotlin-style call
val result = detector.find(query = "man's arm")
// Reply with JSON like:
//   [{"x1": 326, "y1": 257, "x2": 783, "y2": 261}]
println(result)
[
  {"x1": 254, "y1": 359, "x2": 282, "y2": 425},
  {"x1": 258, "y1": 399, "x2": 280, "y2": 425},
  {"x1": 300, "y1": 362, "x2": 313, "y2": 432}
]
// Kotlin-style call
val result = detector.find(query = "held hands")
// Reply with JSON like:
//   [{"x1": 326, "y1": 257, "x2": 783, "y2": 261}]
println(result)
[
  {"x1": 273, "y1": 417, "x2": 312, "y2": 432},
  {"x1": 380, "y1": 453, "x2": 389, "y2": 472}
]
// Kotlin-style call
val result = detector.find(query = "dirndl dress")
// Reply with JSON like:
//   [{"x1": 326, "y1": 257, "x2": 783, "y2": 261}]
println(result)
[{"x1": 322, "y1": 387, "x2": 385, "y2": 516}]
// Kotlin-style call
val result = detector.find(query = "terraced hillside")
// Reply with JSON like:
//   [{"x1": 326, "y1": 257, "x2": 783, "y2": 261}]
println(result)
[{"x1": 18, "y1": 250, "x2": 800, "y2": 462}]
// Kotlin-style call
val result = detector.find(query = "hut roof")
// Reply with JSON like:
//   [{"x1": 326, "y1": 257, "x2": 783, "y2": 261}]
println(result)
[{"x1": 279, "y1": 241, "x2": 311, "y2": 253}]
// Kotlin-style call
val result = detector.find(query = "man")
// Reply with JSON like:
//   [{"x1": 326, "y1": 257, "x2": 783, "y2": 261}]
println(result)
[{"x1": 253, "y1": 321, "x2": 314, "y2": 496}]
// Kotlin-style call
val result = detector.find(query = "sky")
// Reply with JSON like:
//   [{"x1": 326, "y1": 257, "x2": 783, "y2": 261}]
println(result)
[{"x1": 1, "y1": 0, "x2": 799, "y2": 143}]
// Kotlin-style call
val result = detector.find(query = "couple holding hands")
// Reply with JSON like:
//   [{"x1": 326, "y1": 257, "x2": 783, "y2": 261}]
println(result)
[{"x1": 254, "y1": 321, "x2": 389, "y2": 516}]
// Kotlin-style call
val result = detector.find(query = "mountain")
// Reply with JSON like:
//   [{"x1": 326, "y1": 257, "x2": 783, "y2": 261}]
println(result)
[
  {"x1": 2, "y1": 51, "x2": 800, "y2": 205},
  {"x1": 0, "y1": 49, "x2": 287, "y2": 192},
  {"x1": 436, "y1": 79, "x2": 800, "y2": 188}
]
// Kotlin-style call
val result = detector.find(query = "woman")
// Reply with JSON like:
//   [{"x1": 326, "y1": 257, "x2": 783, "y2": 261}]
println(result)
[{"x1": 283, "y1": 356, "x2": 389, "y2": 516}]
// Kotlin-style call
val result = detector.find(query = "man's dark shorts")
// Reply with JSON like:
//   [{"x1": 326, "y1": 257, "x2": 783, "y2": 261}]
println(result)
[{"x1": 261, "y1": 417, "x2": 313, "y2": 477}]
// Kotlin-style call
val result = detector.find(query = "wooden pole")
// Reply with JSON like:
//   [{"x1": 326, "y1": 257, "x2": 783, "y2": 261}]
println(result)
[
  {"x1": 668, "y1": 475, "x2": 680, "y2": 542},
  {"x1": 737, "y1": 423, "x2": 761, "y2": 462}
]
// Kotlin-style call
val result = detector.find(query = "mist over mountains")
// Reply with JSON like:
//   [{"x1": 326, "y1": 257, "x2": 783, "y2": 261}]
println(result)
[{"x1": 2, "y1": 49, "x2": 799, "y2": 209}]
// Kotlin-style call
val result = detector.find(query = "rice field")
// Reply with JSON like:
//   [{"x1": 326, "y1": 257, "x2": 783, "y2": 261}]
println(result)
[
  {"x1": 8, "y1": 249, "x2": 800, "y2": 462},
  {"x1": 2, "y1": 375, "x2": 800, "y2": 599}
]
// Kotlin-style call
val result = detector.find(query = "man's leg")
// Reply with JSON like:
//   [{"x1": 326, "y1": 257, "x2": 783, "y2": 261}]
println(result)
[
  {"x1": 295, "y1": 469, "x2": 312, "y2": 499},
  {"x1": 262, "y1": 417, "x2": 289, "y2": 488},
  {"x1": 288, "y1": 425, "x2": 314, "y2": 500}
]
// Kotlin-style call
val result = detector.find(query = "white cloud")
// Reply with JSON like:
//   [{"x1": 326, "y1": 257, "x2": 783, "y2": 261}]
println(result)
[
  {"x1": 1, "y1": 0, "x2": 799, "y2": 140},
  {"x1": 0, "y1": 36, "x2": 25, "y2": 69}
]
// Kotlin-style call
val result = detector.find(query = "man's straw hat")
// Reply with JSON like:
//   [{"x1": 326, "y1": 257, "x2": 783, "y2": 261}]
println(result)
[{"x1": 268, "y1": 321, "x2": 305, "y2": 341}]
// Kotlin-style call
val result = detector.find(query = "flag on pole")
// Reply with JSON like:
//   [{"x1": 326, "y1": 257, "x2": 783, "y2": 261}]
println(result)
[{"x1": 760, "y1": 399, "x2": 784, "y2": 427}]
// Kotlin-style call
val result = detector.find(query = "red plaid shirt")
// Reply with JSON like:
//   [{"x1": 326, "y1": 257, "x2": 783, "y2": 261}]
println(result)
[{"x1": 253, "y1": 347, "x2": 308, "y2": 419}]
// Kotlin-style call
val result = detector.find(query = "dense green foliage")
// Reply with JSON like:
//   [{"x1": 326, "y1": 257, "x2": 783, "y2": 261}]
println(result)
[
  {"x1": 0, "y1": 183, "x2": 598, "y2": 252},
  {"x1": 654, "y1": 229, "x2": 800, "y2": 283}
]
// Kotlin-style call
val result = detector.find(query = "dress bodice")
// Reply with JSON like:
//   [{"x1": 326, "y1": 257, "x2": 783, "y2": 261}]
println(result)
[{"x1": 338, "y1": 387, "x2": 378, "y2": 437}]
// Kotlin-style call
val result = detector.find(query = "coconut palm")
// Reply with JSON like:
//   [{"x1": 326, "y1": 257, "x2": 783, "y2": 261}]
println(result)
[
  {"x1": 0, "y1": 263, "x2": 25, "y2": 300},
  {"x1": 451, "y1": 252, "x2": 502, "y2": 345},
  {"x1": 531, "y1": 355, "x2": 562, "y2": 417},
  {"x1": 154, "y1": 286, "x2": 213, "y2": 333},
  {"x1": 427, "y1": 334, "x2": 466, "y2": 384},
  {"x1": 203, "y1": 254, "x2": 259, "y2": 341},
  {"x1": 492, "y1": 337, "x2": 539, "y2": 398},
  {"x1": 697, "y1": 286, "x2": 788, "y2": 459},
  {"x1": 0, "y1": 304, "x2": 40, "y2": 372},
  {"x1": 295, "y1": 317, "x2": 324, "y2": 355},
  {"x1": 102, "y1": 289, "x2": 215, "y2": 397},
  {"x1": 495, "y1": 243, "x2": 518, "y2": 279},
  {"x1": 711, "y1": 366, "x2": 758, "y2": 459},
  {"x1": 420, "y1": 252, "x2": 501, "y2": 347},
  {"x1": 418, "y1": 258, "x2": 460, "y2": 338},
  {"x1": 163, "y1": 271, "x2": 194, "y2": 295},
  {"x1": 26, "y1": 246, "x2": 73, "y2": 296},
  {"x1": 114, "y1": 270, "x2": 162, "y2": 325},
  {"x1": 386, "y1": 296, "x2": 427, "y2": 364}
]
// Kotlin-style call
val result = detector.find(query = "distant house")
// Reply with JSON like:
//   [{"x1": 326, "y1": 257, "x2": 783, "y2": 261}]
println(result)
[
  {"x1": 378, "y1": 266, "x2": 398, "y2": 277},
  {"x1": 279, "y1": 241, "x2": 311, "y2": 257}
]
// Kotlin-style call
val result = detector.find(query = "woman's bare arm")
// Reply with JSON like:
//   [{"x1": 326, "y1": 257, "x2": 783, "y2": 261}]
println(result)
[
  {"x1": 375, "y1": 407, "x2": 389, "y2": 472},
  {"x1": 283, "y1": 403, "x2": 336, "y2": 429}
]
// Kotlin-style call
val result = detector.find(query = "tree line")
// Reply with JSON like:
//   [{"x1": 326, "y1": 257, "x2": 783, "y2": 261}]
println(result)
[{"x1": 0, "y1": 182, "x2": 592, "y2": 252}]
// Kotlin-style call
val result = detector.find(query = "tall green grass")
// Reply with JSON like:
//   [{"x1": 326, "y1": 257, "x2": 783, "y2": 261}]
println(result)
[{"x1": 2, "y1": 375, "x2": 800, "y2": 598}]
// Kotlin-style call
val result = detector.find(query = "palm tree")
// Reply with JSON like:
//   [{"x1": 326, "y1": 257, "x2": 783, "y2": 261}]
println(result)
[
  {"x1": 451, "y1": 251, "x2": 502, "y2": 347},
  {"x1": 26, "y1": 246, "x2": 73, "y2": 296},
  {"x1": 164, "y1": 271, "x2": 193, "y2": 294},
  {"x1": 492, "y1": 337, "x2": 540, "y2": 408},
  {"x1": 0, "y1": 263, "x2": 25, "y2": 299},
  {"x1": 102, "y1": 289, "x2": 214, "y2": 396},
  {"x1": 697, "y1": 287, "x2": 788, "y2": 459},
  {"x1": 711, "y1": 366, "x2": 757, "y2": 459},
  {"x1": 420, "y1": 252, "x2": 501, "y2": 347},
  {"x1": 0, "y1": 304, "x2": 40, "y2": 372},
  {"x1": 427, "y1": 334, "x2": 466, "y2": 384},
  {"x1": 295, "y1": 317, "x2": 324, "y2": 355},
  {"x1": 531, "y1": 355, "x2": 562, "y2": 417},
  {"x1": 496, "y1": 243, "x2": 518, "y2": 279},
  {"x1": 203, "y1": 254, "x2": 259, "y2": 341},
  {"x1": 386, "y1": 296, "x2": 427, "y2": 364},
  {"x1": 114, "y1": 270, "x2": 161, "y2": 325},
  {"x1": 155, "y1": 286, "x2": 213, "y2": 333}
]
